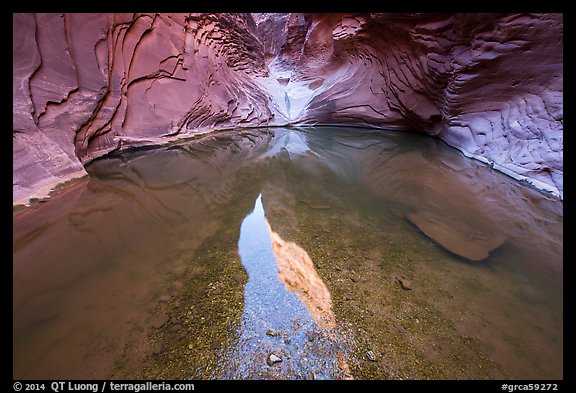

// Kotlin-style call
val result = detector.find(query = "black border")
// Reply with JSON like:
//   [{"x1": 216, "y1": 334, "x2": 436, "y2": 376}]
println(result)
[{"x1": 8, "y1": 2, "x2": 571, "y2": 391}]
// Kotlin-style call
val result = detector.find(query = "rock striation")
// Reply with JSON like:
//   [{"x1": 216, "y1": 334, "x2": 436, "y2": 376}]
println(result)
[
  {"x1": 13, "y1": 13, "x2": 563, "y2": 204},
  {"x1": 252, "y1": 13, "x2": 563, "y2": 198}
]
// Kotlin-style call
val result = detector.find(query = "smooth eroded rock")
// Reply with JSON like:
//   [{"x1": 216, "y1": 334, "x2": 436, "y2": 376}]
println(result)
[
  {"x1": 407, "y1": 211, "x2": 506, "y2": 261},
  {"x1": 13, "y1": 13, "x2": 563, "y2": 204}
]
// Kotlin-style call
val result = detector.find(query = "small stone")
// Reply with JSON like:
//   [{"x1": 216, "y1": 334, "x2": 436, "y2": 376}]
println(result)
[
  {"x1": 151, "y1": 313, "x2": 170, "y2": 329},
  {"x1": 188, "y1": 344, "x2": 193, "y2": 350},
  {"x1": 393, "y1": 274, "x2": 413, "y2": 290},
  {"x1": 399, "y1": 277, "x2": 413, "y2": 290},
  {"x1": 151, "y1": 342, "x2": 164, "y2": 354},
  {"x1": 366, "y1": 350, "x2": 377, "y2": 362},
  {"x1": 232, "y1": 272, "x2": 245, "y2": 283},
  {"x1": 266, "y1": 329, "x2": 279, "y2": 337},
  {"x1": 157, "y1": 295, "x2": 171, "y2": 304},
  {"x1": 305, "y1": 371, "x2": 315, "y2": 380},
  {"x1": 266, "y1": 353, "x2": 282, "y2": 366},
  {"x1": 407, "y1": 211, "x2": 505, "y2": 261},
  {"x1": 305, "y1": 330, "x2": 317, "y2": 342}
]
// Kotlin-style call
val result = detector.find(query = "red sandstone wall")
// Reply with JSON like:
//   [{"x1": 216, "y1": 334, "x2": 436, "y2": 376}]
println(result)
[{"x1": 13, "y1": 13, "x2": 563, "y2": 204}]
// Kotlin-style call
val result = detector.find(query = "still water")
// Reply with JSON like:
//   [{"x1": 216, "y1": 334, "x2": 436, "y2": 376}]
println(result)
[{"x1": 13, "y1": 127, "x2": 563, "y2": 379}]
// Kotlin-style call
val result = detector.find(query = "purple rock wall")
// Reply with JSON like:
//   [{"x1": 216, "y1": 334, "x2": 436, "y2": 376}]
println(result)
[{"x1": 13, "y1": 13, "x2": 563, "y2": 204}]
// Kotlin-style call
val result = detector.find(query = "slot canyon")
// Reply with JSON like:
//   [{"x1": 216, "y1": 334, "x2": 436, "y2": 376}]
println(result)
[
  {"x1": 13, "y1": 13, "x2": 563, "y2": 381},
  {"x1": 13, "y1": 13, "x2": 563, "y2": 204}
]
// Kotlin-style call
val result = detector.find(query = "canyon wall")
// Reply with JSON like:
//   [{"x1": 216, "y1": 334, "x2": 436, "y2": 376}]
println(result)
[{"x1": 13, "y1": 13, "x2": 563, "y2": 204}]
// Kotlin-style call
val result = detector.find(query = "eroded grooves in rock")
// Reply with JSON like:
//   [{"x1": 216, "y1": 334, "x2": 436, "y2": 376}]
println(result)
[
  {"x1": 253, "y1": 13, "x2": 562, "y2": 197},
  {"x1": 12, "y1": 13, "x2": 563, "y2": 204}
]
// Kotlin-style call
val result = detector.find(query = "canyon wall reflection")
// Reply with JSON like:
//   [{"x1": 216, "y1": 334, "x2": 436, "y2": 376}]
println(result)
[
  {"x1": 268, "y1": 221, "x2": 336, "y2": 330},
  {"x1": 229, "y1": 193, "x2": 350, "y2": 379},
  {"x1": 14, "y1": 126, "x2": 562, "y2": 379}
]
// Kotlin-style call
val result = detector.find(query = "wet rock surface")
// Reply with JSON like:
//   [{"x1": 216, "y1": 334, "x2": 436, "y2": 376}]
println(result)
[{"x1": 407, "y1": 211, "x2": 506, "y2": 261}]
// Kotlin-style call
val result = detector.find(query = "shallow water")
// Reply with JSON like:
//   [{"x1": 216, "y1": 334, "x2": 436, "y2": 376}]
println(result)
[{"x1": 13, "y1": 127, "x2": 563, "y2": 380}]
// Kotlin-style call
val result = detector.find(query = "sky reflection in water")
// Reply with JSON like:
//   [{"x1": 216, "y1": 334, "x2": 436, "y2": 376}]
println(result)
[{"x1": 228, "y1": 193, "x2": 348, "y2": 379}]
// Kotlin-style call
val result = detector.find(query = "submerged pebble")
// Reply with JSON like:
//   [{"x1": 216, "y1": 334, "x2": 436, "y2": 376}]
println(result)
[
  {"x1": 399, "y1": 278, "x2": 413, "y2": 290},
  {"x1": 267, "y1": 353, "x2": 283, "y2": 366},
  {"x1": 305, "y1": 330, "x2": 317, "y2": 342},
  {"x1": 393, "y1": 274, "x2": 413, "y2": 290},
  {"x1": 151, "y1": 342, "x2": 164, "y2": 354},
  {"x1": 366, "y1": 350, "x2": 377, "y2": 362},
  {"x1": 151, "y1": 313, "x2": 170, "y2": 329}
]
